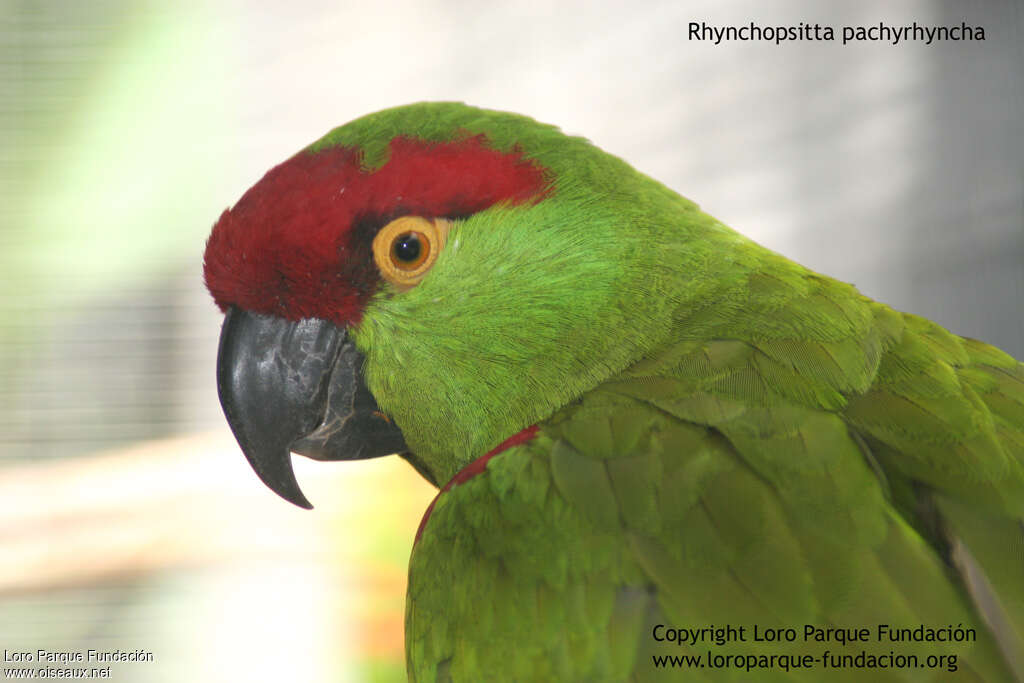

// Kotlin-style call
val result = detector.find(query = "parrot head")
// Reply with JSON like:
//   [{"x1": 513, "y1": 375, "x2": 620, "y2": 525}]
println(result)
[{"x1": 204, "y1": 102, "x2": 720, "y2": 506}]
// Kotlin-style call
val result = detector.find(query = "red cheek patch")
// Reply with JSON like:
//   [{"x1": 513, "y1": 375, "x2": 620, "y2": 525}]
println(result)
[{"x1": 204, "y1": 135, "x2": 550, "y2": 327}]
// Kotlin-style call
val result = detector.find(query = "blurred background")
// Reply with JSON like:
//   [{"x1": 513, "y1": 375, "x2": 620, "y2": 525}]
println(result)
[{"x1": 1, "y1": 0, "x2": 1021, "y2": 680}]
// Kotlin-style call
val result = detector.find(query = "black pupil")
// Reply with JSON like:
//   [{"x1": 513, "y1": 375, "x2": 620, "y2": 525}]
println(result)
[{"x1": 393, "y1": 233, "x2": 422, "y2": 262}]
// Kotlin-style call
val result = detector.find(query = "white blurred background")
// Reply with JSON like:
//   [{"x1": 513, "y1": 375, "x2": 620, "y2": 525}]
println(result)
[{"x1": 1, "y1": 1, "x2": 1021, "y2": 681}]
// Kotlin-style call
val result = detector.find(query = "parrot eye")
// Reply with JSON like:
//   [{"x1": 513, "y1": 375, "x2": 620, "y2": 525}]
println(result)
[
  {"x1": 391, "y1": 232, "x2": 428, "y2": 268},
  {"x1": 372, "y1": 215, "x2": 452, "y2": 290}
]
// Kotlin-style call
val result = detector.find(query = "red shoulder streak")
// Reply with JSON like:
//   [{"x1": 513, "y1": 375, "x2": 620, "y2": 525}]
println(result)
[
  {"x1": 414, "y1": 425, "x2": 539, "y2": 544},
  {"x1": 204, "y1": 134, "x2": 551, "y2": 327}
]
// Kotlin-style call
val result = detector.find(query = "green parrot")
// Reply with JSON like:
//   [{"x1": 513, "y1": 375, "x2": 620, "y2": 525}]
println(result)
[{"x1": 204, "y1": 102, "x2": 1024, "y2": 682}]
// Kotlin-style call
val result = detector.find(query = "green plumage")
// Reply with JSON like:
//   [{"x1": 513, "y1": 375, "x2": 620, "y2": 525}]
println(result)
[{"x1": 319, "y1": 103, "x2": 1024, "y2": 681}]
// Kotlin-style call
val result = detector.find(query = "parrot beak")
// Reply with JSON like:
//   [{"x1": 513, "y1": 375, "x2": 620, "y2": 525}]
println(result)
[{"x1": 216, "y1": 307, "x2": 408, "y2": 509}]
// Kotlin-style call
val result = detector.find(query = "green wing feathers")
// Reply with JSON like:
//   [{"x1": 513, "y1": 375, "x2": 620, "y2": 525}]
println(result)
[{"x1": 407, "y1": 261, "x2": 1024, "y2": 681}]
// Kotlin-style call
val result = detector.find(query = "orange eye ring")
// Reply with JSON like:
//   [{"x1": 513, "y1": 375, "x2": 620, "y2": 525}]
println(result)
[{"x1": 372, "y1": 216, "x2": 451, "y2": 290}]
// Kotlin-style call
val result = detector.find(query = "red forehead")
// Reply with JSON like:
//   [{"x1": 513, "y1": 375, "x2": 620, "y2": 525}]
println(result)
[{"x1": 203, "y1": 134, "x2": 550, "y2": 326}]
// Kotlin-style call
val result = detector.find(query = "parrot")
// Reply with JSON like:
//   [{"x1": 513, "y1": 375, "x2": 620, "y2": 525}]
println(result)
[{"x1": 203, "y1": 102, "x2": 1024, "y2": 682}]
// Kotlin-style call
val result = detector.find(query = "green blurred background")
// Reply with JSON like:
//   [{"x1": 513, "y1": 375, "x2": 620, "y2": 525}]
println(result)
[{"x1": 1, "y1": 0, "x2": 1021, "y2": 681}]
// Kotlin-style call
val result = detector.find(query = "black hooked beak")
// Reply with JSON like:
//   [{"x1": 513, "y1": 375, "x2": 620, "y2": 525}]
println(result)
[{"x1": 216, "y1": 307, "x2": 408, "y2": 508}]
